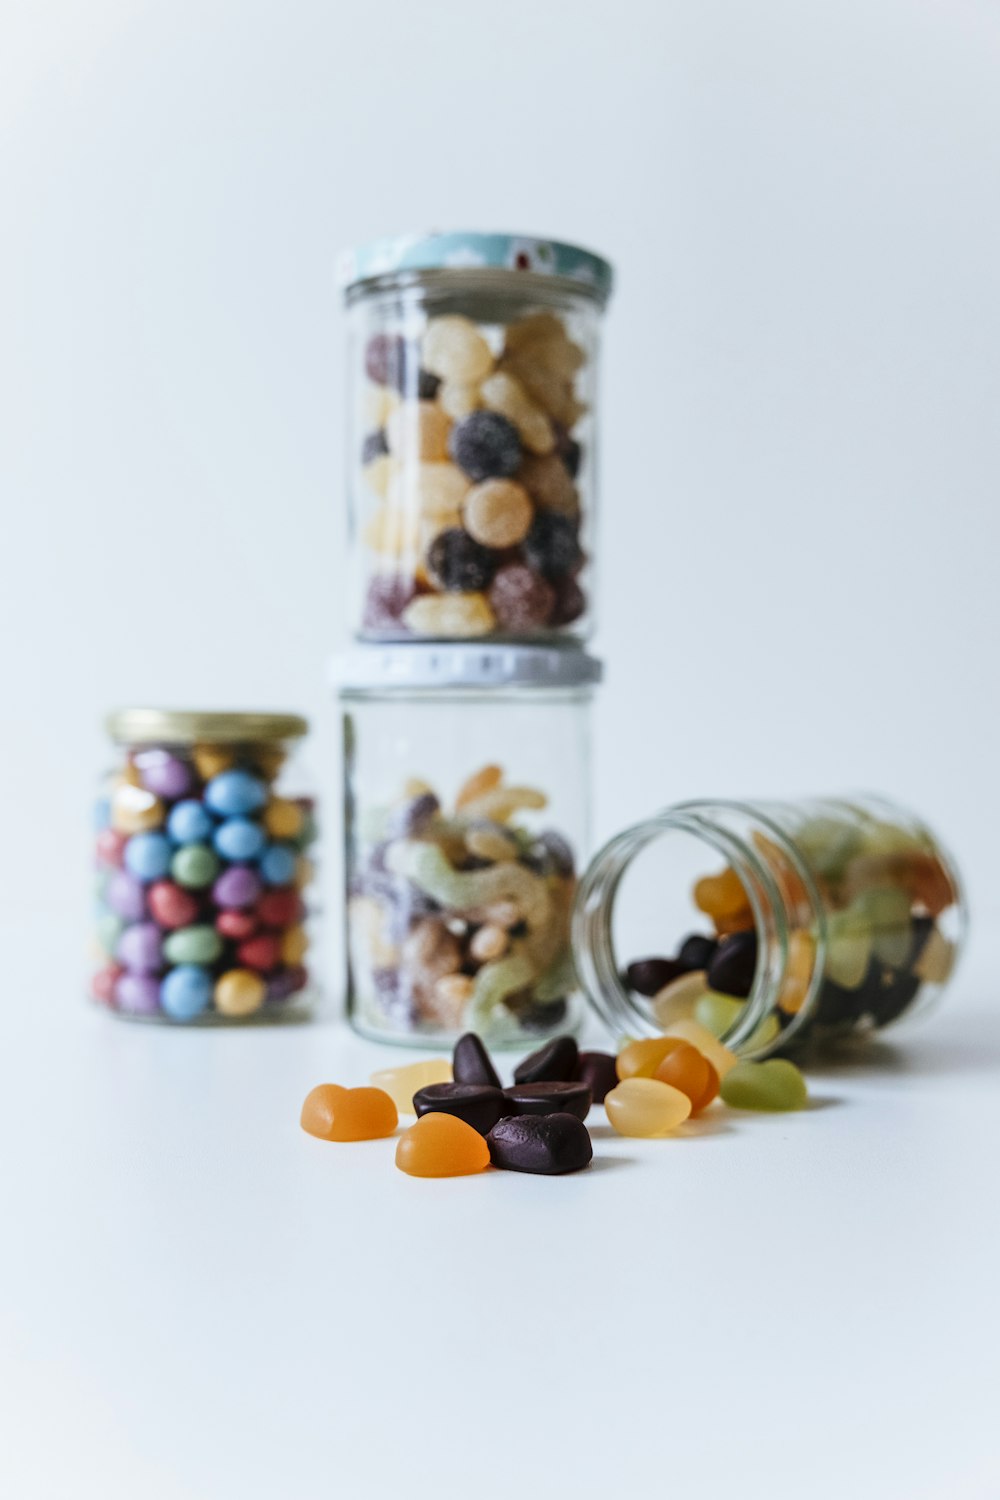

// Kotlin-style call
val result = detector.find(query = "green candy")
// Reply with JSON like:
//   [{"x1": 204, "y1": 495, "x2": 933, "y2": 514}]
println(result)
[
  {"x1": 796, "y1": 816, "x2": 864, "y2": 880},
  {"x1": 825, "y1": 908, "x2": 873, "y2": 989},
  {"x1": 721, "y1": 1059, "x2": 808, "y2": 1112},
  {"x1": 96, "y1": 911, "x2": 124, "y2": 957},
  {"x1": 163, "y1": 924, "x2": 223, "y2": 966},
  {"x1": 852, "y1": 886, "x2": 913, "y2": 968},
  {"x1": 171, "y1": 844, "x2": 220, "y2": 890},
  {"x1": 744, "y1": 1013, "x2": 782, "y2": 1052},
  {"x1": 694, "y1": 991, "x2": 746, "y2": 1038}
]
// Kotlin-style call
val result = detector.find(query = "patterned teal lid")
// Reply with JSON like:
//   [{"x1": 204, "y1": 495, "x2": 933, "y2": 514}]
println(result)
[{"x1": 338, "y1": 231, "x2": 613, "y2": 304}]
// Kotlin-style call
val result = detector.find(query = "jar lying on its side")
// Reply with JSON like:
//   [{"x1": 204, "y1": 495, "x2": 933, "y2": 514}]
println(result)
[
  {"x1": 573, "y1": 796, "x2": 966, "y2": 1058},
  {"x1": 92, "y1": 710, "x2": 318, "y2": 1023},
  {"x1": 337, "y1": 645, "x2": 600, "y2": 1046},
  {"x1": 340, "y1": 231, "x2": 613, "y2": 644}
]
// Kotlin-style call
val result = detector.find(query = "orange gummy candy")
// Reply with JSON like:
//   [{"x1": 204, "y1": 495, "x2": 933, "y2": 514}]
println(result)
[
  {"x1": 300, "y1": 1084, "x2": 398, "y2": 1142},
  {"x1": 652, "y1": 1040, "x2": 720, "y2": 1113},
  {"x1": 616, "y1": 1036, "x2": 684, "y2": 1081},
  {"x1": 693, "y1": 867, "x2": 753, "y2": 934},
  {"x1": 395, "y1": 1111, "x2": 491, "y2": 1178}
]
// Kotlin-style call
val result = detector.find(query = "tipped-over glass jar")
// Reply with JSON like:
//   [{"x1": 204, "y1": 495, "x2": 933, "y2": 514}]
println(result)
[
  {"x1": 336, "y1": 644, "x2": 600, "y2": 1047},
  {"x1": 92, "y1": 710, "x2": 318, "y2": 1023},
  {"x1": 573, "y1": 795, "x2": 966, "y2": 1057},
  {"x1": 339, "y1": 231, "x2": 613, "y2": 644}
]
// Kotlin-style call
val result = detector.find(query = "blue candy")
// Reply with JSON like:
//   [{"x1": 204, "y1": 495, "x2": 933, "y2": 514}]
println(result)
[
  {"x1": 204, "y1": 769, "x2": 267, "y2": 818},
  {"x1": 124, "y1": 831, "x2": 174, "y2": 883},
  {"x1": 160, "y1": 965, "x2": 213, "y2": 1021},
  {"x1": 259, "y1": 843, "x2": 298, "y2": 886},
  {"x1": 213, "y1": 817, "x2": 266, "y2": 863},
  {"x1": 93, "y1": 797, "x2": 111, "y2": 831},
  {"x1": 167, "y1": 799, "x2": 215, "y2": 845}
]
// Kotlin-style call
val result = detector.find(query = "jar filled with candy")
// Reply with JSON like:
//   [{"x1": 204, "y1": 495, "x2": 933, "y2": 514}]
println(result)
[
  {"x1": 339, "y1": 231, "x2": 613, "y2": 643},
  {"x1": 92, "y1": 710, "x2": 318, "y2": 1023},
  {"x1": 336, "y1": 644, "x2": 600, "y2": 1046},
  {"x1": 573, "y1": 795, "x2": 966, "y2": 1058}
]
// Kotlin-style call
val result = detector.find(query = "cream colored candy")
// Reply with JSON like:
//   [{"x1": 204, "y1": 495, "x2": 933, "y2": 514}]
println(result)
[
  {"x1": 465, "y1": 822, "x2": 519, "y2": 862},
  {"x1": 438, "y1": 381, "x2": 482, "y2": 419},
  {"x1": 463, "y1": 479, "x2": 534, "y2": 548},
  {"x1": 516, "y1": 453, "x2": 580, "y2": 518},
  {"x1": 660, "y1": 1017, "x2": 740, "y2": 1079},
  {"x1": 401, "y1": 592, "x2": 496, "y2": 639},
  {"x1": 480, "y1": 371, "x2": 555, "y2": 455},
  {"x1": 387, "y1": 461, "x2": 470, "y2": 518},
  {"x1": 914, "y1": 926, "x2": 956, "y2": 984},
  {"x1": 386, "y1": 401, "x2": 452, "y2": 462},
  {"x1": 469, "y1": 923, "x2": 509, "y2": 963},
  {"x1": 401, "y1": 918, "x2": 462, "y2": 988},
  {"x1": 432, "y1": 973, "x2": 475, "y2": 1027},
  {"x1": 605, "y1": 1077, "x2": 692, "y2": 1138},
  {"x1": 650, "y1": 969, "x2": 710, "y2": 1028},
  {"x1": 349, "y1": 895, "x2": 399, "y2": 968},
  {"x1": 422, "y1": 316, "x2": 494, "y2": 384},
  {"x1": 363, "y1": 454, "x2": 397, "y2": 499},
  {"x1": 457, "y1": 785, "x2": 547, "y2": 824},
  {"x1": 362, "y1": 382, "x2": 400, "y2": 427},
  {"x1": 370, "y1": 1058, "x2": 453, "y2": 1114},
  {"x1": 363, "y1": 507, "x2": 421, "y2": 557}
]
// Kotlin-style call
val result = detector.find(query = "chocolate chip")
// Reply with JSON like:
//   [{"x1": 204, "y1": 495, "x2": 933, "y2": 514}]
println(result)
[{"x1": 453, "y1": 1032, "x2": 503, "y2": 1090}]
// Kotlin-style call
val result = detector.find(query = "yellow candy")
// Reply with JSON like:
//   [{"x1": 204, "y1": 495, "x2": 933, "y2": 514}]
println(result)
[
  {"x1": 480, "y1": 371, "x2": 554, "y2": 456},
  {"x1": 605, "y1": 1077, "x2": 692, "y2": 1137},
  {"x1": 650, "y1": 969, "x2": 709, "y2": 1028},
  {"x1": 401, "y1": 592, "x2": 496, "y2": 639},
  {"x1": 263, "y1": 798, "x2": 304, "y2": 840},
  {"x1": 914, "y1": 926, "x2": 956, "y2": 984},
  {"x1": 281, "y1": 925, "x2": 309, "y2": 965},
  {"x1": 660, "y1": 1017, "x2": 740, "y2": 1079},
  {"x1": 295, "y1": 856, "x2": 314, "y2": 888},
  {"x1": 386, "y1": 401, "x2": 452, "y2": 462},
  {"x1": 387, "y1": 461, "x2": 470, "y2": 518},
  {"x1": 215, "y1": 968, "x2": 266, "y2": 1018},
  {"x1": 363, "y1": 506, "x2": 421, "y2": 557},
  {"x1": 778, "y1": 930, "x2": 816, "y2": 1015},
  {"x1": 192, "y1": 743, "x2": 235, "y2": 780},
  {"x1": 370, "y1": 1058, "x2": 453, "y2": 1114},
  {"x1": 110, "y1": 782, "x2": 165, "y2": 834},
  {"x1": 438, "y1": 381, "x2": 482, "y2": 419},
  {"x1": 363, "y1": 454, "x2": 398, "y2": 499},
  {"x1": 422, "y1": 315, "x2": 494, "y2": 385}
]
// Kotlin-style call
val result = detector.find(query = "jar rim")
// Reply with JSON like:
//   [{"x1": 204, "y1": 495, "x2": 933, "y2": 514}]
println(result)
[
  {"x1": 331, "y1": 643, "x2": 603, "y2": 694},
  {"x1": 337, "y1": 230, "x2": 614, "y2": 304},
  {"x1": 105, "y1": 709, "x2": 309, "y2": 745}
]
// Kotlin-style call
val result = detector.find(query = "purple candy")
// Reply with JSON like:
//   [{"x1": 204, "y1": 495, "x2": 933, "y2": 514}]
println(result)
[
  {"x1": 114, "y1": 972, "x2": 162, "y2": 1015},
  {"x1": 134, "y1": 749, "x2": 193, "y2": 801},
  {"x1": 212, "y1": 865, "x2": 262, "y2": 910},
  {"x1": 105, "y1": 870, "x2": 147, "y2": 922},
  {"x1": 116, "y1": 921, "x2": 163, "y2": 974},
  {"x1": 266, "y1": 970, "x2": 299, "y2": 1002}
]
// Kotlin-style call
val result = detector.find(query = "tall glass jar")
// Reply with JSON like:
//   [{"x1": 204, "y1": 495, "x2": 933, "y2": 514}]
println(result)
[
  {"x1": 92, "y1": 710, "x2": 318, "y2": 1023},
  {"x1": 339, "y1": 232, "x2": 613, "y2": 644},
  {"x1": 336, "y1": 644, "x2": 601, "y2": 1046},
  {"x1": 573, "y1": 795, "x2": 966, "y2": 1058}
]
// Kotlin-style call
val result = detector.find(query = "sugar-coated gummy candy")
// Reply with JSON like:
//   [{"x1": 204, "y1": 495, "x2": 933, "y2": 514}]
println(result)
[
  {"x1": 105, "y1": 871, "x2": 146, "y2": 922},
  {"x1": 395, "y1": 1111, "x2": 491, "y2": 1177},
  {"x1": 212, "y1": 865, "x2": 262, "y2": 909},
  {"x1": 402, "y1": 591, "x2": 496, "y2": 639},
  {"x1": 501, "y1": 1081, "x2": 591, "y2": 1121},
  {"x1": 111, "y1": 782, "x2": 165, "y2": 835},
  {"x1": 214, "y1": 968, "x2": 266, "y2": 1018},
  {"x1": 370, "y1": 1058, "x2": 453, "y2": 1113},
  {"x1": 554, "y1": 426, "x2": 582, "y2": 477},
  {"x1": 651, "y1": 969, "x2": 710, "y2": 1028},
  {"x1": 463, "y1": 478, "x2": 534, "y2": 548},
  {"x1": 661, "y1": 1017, "x2": 740, "y2": 1079},
  {"x1": 387, "y1": 460, "x2": 470, "y2": 518},
  {"x1": 548, "y1": 575, "x2": 586, "y2": 628},
  {"x1": 516, "y1": 453, "x2": 579, "y2": 518},
  {"x1": 439, "y1": 381, "x2": 482, "y2": 419},
  {"x1": 213, "y1": 817, "x2": 267, "y2": 863},
  {"x1": 124, "y1": 831, "x2": 173, "y2": 883},
  {"x1": 386, "y1": 400, "x2": 452, "y2": 462},
  {"x1": 522, "y1": 511, "x2": 583, "y2": 580},
  {"x1": 480, "y1": 371, "x2": 554, "y2": 455},
  {"x1": 160, "y1": 965, "x2": 213, "y2": 1021},
  {"x1": 651, "y1": 1040, "x2": 719, "y2": 1113},
  {"x1": 465, "y1": 823, "x2": 519, "y2": 863},
  {"x1": 913, "y1": 926, "x2": 956, "y2": 985},
  {"x1": 455, "y1": 765, "x2": 503, "y2": 808},
  {"x1": 204, "y1": 769, "x2": 267, "y2": 818},
  {"x1": 421, "y1": 316, "x2": 494, "y2": 386},
  {"x1": 426, "y1": 528, "x2": 497, "y2": 593},
  {"x1": 259, "y1": 844, "x2": 299, "y2": 887},
  {"x1": 574, "y1": 1050, "x2": 618, "y2": 1105},
  {"x1": 301, "y1": 1083, "x2": 398, "y2": 1142},
  {"x1": 604, "y1": 1077, "x2": 692, "y2": 1138},
  {"x1": 167, "y1": 799, "x2": 215, "y2": 845},
  {"x1": 720, "y1": 1059, "x2": 808, "y2": 1112},
  {"x1": 486, "y1": 1112, "x2": 593, "y2": 1175},
  {"x1": 513, "y1": 1035, "x2": 579, "y2": 1085},
  {"x1": 452, "y1": 1032, "x2": 503, "y2": 1090},
  {"x1": 412, "y1": 1082, "x2": 507, "y2": 1135},
  {"x1": 163, "y1": 924, "x2": 223, "y2": 966},
  {"x1": 707, "y1": 930, "x2": 758, "y2": 999},
  {"x1": 626, "y1": 957, "x2": 686, "y2": 997},
  {"x1": 117, "y1": 921, "x2": 163, "y2": 975},
  {"x1": 263, "y1": 799, "x2": 304, "y2": 841},
  {"x1": 362, "y1": 575, "x2": 419, "y2": 633},
  {"x1": 361, "y1": 428, "x2": 389, "y2": 464},
  {"x1": 171, "y1": 844, "x2": 220, "y2": 890},
  {"x1": 114, "y1": 972, "x2": 161, "y2": 1015},
  {"x1": 488, "y1": 564, "x2": 556, "y2": 633},
  {"x1": 449, "y1": 410, "x2": 523, "y2": 482},
  {"x1": 693, "y1": 991, "x2": 746, "y2": 1038},
  {"x1": 469, "y1": 924, "x2": 509, "y2": 963}
]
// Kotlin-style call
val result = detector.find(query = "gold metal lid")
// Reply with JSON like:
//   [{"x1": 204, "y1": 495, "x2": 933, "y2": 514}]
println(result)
[{"x1": 105, "y1": 708, "x2": 309, "y2": 746}]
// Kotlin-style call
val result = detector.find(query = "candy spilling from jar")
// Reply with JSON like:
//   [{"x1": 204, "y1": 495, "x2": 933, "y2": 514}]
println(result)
[
  {"x1": 624, "y1": 811, "x2": 959, "y2": 1050},
  {"x1": 359, "y1": 312, "x2": 589, "y2": 640},
  {"x1": 91, "y1": 745, "x2": 317, "y2": 1021},
  {"x1": 348, "y1": 764, "x2": 578, "y2": 1043},
  {"x1": 300, "y1": 1026, "x2": 811, "y2": 1179}
]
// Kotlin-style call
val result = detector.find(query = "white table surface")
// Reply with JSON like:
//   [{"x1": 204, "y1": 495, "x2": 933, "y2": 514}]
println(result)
[{"x1": 4, "y1": 941, "x2": 999, "y2": 1500}]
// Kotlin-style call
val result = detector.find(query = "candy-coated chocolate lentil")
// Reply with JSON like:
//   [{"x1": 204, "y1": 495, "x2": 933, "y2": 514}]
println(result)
[
  {"x1": 171, "y1": 844, "x2": 220, "y2": 890},
  {"x1": 693, "y1": 991, "x2": 746, "y2": 1038},
  {"x1": 148, "y1": 881, "x2": 200, "y2": 931},
  {"x1": 111, "y1": 783, "x2": 165, "y2": 835},
  {"x1": 214, "y1": 968, "x2": 266, "y2": 1018},
  {"x1": 124, "y1": 832, "x2": 173, "y2": 884},
  {"x1": 660, "y1": 1018, "x2": 739, "y2": 1079},
  {"x1": 134, "y1": 749, "x2": 193, "y2": 801},
  {"x1": 280, "y1": 924, "x2": 308, "y2": 965},
  {"x1": 487, "y1": 1113, "x2": 593, "y2": 1175},
  {"x1": 370, "y1": 1058, "x2": 453, "y2": 1113},
  {"x1": 216, "y1": 908, "x2": 258, "y2": 940},
  {"x1": 160, "y1": 965, "x2": 213, "y2": 1021},
  {"x1": 720, "y1": 1060, "x2": 808, "y2": 1112},
  {"x1": 204, "y1": 769, "x2": 267, "y2": 818},
  {"x1": 95, "y1": 828, "x2": 127, "y2": 868},
  {"x1": 650, "y1": 1040, "x2": 718, "y2": 1112},
  {"x1": 263, "y1": 798, "x2": 304, "y2": 840},
  {"x1": 257, "y1": 888, "x2": 304, "y2": 928},
  {"x1": 501, "y1": 1081, "x2": 591, "y2": 1121},
  {"x1": 192, "y1": 744, "x2": 235, "y2": 780},
  {"x1": 162, "y1": 924, "x2": 223, "y2": 966},
  {"x1": 91, "y1": 964, "x2": 122, "y2": 1005},
  {"x1": 395, "y1": 1112, "x2": 491, "y2": 1177},
  {"x1": 604, "y1": 1077, "x2": 692, "y2": 1137},
  {"x1": 237, "y1": 933, "x2": 282, "y2": 971},
  {"x1": 413, "y1": 1082, "x2": 507, "y2": 1135},
  {"x1": 105, "y1": 870, "x2": 146, "y2": 922},
  {"x1": 117, "y1": 922, "x2": 163, "y2": 975},
  {"x1": 651, "y1": 969, "x2": 709, "y2": 1028},
  {"x1": 114, "y1": 972, "x2": 161, "y2": 1016},
  {"x1": 259, "y1": 843, "x2": 298, "y2": 887},
  {"x1": 212, "y1": 865, "x2": 262, "y2": 909},
  {"x1": 213, "y1": 817, "x2": 267, "y2": 863},
  {"x1": 513, "y1": 1035, "x2": 579, "y2": 1084},
  {"x1": 301, "y1": 1084, "x2": 398, "y2": 1141},
  {"x1": 96, "y1": 912, "x2": 124, "y2": 956},
  {"x1": 167, "y1": 799, "x2": 215, "y2": 846},
  {"x1": 574, "y1": 1051, "x2": 618, "y2": 1105},
  {"x1": 452, "y1": 1032, "x2": 503, "y2": 1090}
]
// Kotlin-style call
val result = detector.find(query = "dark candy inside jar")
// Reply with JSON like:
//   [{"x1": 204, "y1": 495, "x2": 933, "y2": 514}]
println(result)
[{"x1": 92, "y1": 710, "x2": 318, "y2": 1023}]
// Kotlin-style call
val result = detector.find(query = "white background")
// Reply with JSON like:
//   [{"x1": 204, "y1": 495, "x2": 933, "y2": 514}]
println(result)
[{"x1": 1, "y1": 2, "x2": 999, "y2": 1497}]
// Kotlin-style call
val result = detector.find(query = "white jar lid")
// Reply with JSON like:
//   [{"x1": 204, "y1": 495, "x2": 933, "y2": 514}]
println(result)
[{"x1": 332, "y1": 644, "x2": 603, "y2": 693}]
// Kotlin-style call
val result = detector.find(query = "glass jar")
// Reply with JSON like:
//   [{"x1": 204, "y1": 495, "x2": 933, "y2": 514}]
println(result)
[
  {"x1": 573, "y1": 795, "x2": 966, "y2": 1057},
  {"x1": 339, "y1": 231, "x2": 613, "y2": 644},
  {"x1": 91, "y1": 710, "x2": 318, "y2": 1023},
  {"x1": 336, "y1": 644, "x2": 601, "y2": 1046}
]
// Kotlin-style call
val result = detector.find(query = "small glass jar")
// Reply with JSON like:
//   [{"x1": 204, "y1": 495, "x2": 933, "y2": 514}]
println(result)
[
  {"x1": 91, "y1": 710, "x2": 318, "y2": 1023},
  {"x1": 573, "y1": 795, "x2": 966, "y2": 1057},
  {"x1": 336, "y1": 644, "x2": 601, "y2": 1046},
  {"x1": 339, "y1": 231, "x2": 613, "y2": 644}
]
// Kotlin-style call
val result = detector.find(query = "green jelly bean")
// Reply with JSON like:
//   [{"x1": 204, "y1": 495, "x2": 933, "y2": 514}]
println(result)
[
  {"x1": 163, "y1": 924, "x2": 223, "y2": 966},
  {"x1": 796, "y1": 817, "x2": 863, "y2": 880},
  {"x1": 694, "y1": 991, "x2": 746, "y2": 1038},
  {"x1": 171, "y1": 844, "x2": 219, "y2": 890},
  {"x1": 721, "y1": 1059, "x2": 808, "y2": 1112},
  {"x1": 852, "y1": 886, "x2": 913, "y2": 967},
  {"x1": 825, "y1": 908, "x2": 873, "y2": 989},
  {"x1": 744, "y1": 1012, "x2": 782, "y2": 1052}
]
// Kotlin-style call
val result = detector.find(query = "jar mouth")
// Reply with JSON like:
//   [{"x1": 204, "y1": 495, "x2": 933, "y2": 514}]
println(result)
[{"x1": 572, "y1": 801, "x2": 829, "y2": 1059}]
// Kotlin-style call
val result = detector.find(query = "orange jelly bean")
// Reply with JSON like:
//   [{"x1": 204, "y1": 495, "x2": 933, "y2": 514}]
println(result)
[
  {"x1": 300, "y1": 1084, "x2": 398, "y2": 1141},
  {"x1": 395, "y1": 1111, "x2": 491, "y2": 1177},
  {"x1": 616, "y1": 1036, "x2": 684, "y2": 1080},
  {"x1": 652, "y1": 1040, "x2": 719, "y2": 1113},
  {"x1": 693, "y1": 866, "x2": 753, "y2": 934}
]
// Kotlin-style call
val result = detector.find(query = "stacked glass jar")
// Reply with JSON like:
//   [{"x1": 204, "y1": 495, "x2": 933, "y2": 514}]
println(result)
[{"x1": 337, "y1": 231, "x2": 614, "y2": 1047}]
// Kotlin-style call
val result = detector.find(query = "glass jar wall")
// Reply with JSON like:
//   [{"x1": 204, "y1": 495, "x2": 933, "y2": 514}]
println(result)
[
  {"x1": 337, "y1": 645, "x2": 600, "y2": 1047},
  {"x1": 92, "y1": 710, "x2": 318, "y2": 1023},
  {"x1": 573, "y1": 795, "x2": 965, "y2": 1058},
  {"x1": 340, "y1": 232, "x2": 613, "y2": 644}
]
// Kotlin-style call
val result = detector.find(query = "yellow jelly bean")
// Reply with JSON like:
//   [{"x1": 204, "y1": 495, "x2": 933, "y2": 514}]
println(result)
[
  {"x1": 214, "y1": 968, "x2": 266, "y2": 1018},
  {"x1": 660, "y1": 1018, "x2": 740, "y2": 1079},
  {"x1": 650, "y1": 969, "x2": 709, "y2": 1028},
  {"x1": 370, "y1": 1058, "x2": 453, "y2": 1114},
  {"x1": 604, "y1": 1077, "x2": 692, "y2": 1138}
]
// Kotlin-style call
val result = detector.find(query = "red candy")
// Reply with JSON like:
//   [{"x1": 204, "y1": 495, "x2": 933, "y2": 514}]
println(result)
[
  {"x1": 147, "y1": 881, "x2": 199, "y2": 930},
  {"x1": 91, "y1": 964, "x2": 123, "y2": 1005},
  {"x1": 257, "y1": 888, "x2": 304, "y2": 929},
  {"x1": 237, "y1": 934, "x2": 282, "y2": 972},
  {"x1": 216, "y1": 908, "x2": 258, "y2": 941},
  {"x1": 95, "y1": 829, "x2": 127, "y2": 868}
]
